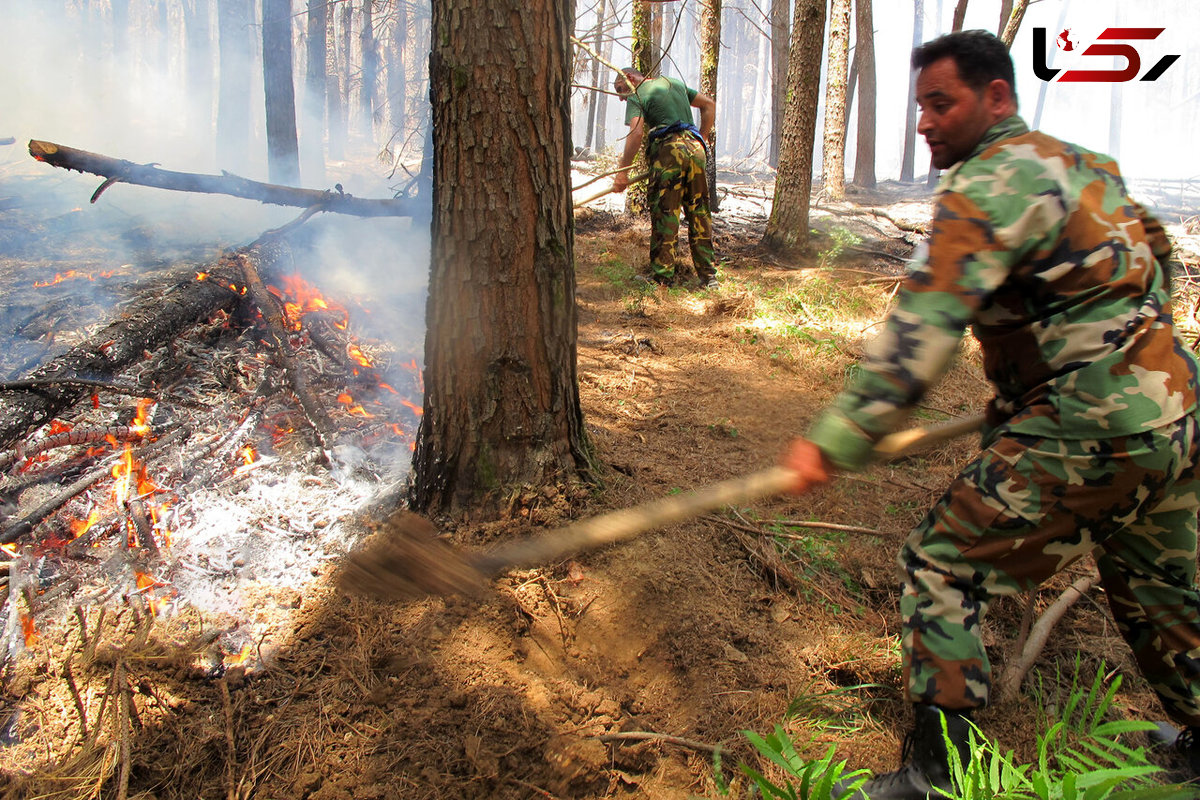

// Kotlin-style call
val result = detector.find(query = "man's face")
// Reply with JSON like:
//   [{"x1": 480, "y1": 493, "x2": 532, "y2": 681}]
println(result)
[
  {"x1": 915, "y1": 57, "x2": 998, "y2": 169},
  {"x1": 614, "y1": 77, "x2": 631, "y2": 99}
]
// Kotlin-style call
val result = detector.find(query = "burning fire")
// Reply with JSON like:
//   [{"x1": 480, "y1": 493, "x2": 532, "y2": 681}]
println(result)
[
  {"x1": 33, "y1": 269, "x2": 118, "y2": 288},
  {"x1": 337, "y1": 393, "x2": 374, "y2": 418},
  {"x1": 269, "y1": 274, "x2": 349, "y2": 331}
]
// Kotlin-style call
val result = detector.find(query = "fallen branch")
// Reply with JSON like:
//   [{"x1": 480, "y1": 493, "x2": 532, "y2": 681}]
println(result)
[
  {"x1": 596, "y1": 731, "x2": 718, "y2": 755},
  {"x1": 995, "y1": 572, "x2": 1099, "y2": 704},
  {"x1": 29, "y1": 139, "x2": 412, "y2": 218}
]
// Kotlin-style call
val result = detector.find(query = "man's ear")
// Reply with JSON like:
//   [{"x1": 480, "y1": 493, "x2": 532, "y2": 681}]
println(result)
[{"x1": 985, "y1": 78, "x2": 1016, "y2": 118}]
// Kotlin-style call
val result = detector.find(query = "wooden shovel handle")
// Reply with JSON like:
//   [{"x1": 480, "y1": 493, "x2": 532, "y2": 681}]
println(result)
[
  {"x1": 470, "y1": 413, "x2": 985, "y2": 576},
  {"x1": 572, "y1": 171, "x2": 650, "y2": 208}
]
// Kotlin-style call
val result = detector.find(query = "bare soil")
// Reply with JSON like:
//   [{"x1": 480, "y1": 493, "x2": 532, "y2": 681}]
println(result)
[{"x1": 2, "y1": 173, "x2": 1198, "y2": 799}]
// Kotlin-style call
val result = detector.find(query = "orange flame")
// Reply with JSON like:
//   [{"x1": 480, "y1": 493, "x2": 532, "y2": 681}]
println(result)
[
  {"x1": 21, "y1": 614, "x2": 38, "y2": 648},
  {"x1": 69, "y1": 509, "x2": 101, "y2": 540},
  {"x1": 269, "y1": 274, "x2": 350, "y2": 331},
  {"x1": 241, "y1": 445, "x2": 256, "y2": 466},
  {"x1": 224, "y1": 644, "x2": 253, "y2": 668},
  {"x1": 337, "y1": 393, "x2": 374, "y2": 418},
  {"x1": 347, "y1": 344, "x2": 373, "y2": 368},
  {"x1": 33, "y1": 269, "x2": 117, "y2": 288}
]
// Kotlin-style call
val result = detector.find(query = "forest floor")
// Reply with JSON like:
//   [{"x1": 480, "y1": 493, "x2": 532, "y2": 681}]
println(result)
[{"x1": 3, "y1": 162, "x2": 1200, "y2": 799}]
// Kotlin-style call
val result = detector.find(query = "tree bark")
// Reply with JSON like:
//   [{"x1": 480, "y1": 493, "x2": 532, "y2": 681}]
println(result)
[
  {"x1": 951, "y1": 0, "x2": 969, "y2": 33},
  {"x1": 762, "y1": 0, "x2": 826, "y2": 255},
  {"x1": 216, "y1": 0, "x2": 253, "y2": 174},
  {"x1": 852, "y1": 0, "x2": 877, "y2": 189},
  {"x1": 387, "y1": 1, "x2": 409, "y2": 142},
  {"x1": 769, "y1": 0, "x2": 789, "y2": 168},
  {"x1": 625, "y1": 0, "x2": 653, "y2": 215},
  {"x1": 584, "y1": 0, "x2": 607, "y2": 151},
  {"x1": 997, "y1": 0, "x2": 1013, "y2": 37},
  {"x1": 28, "y1": 140, "x2": 412, "y2": 217},
  {"x1": 822, "y1": 0, "x2": 852, "y2": 201},
  {"x1": 411, "y1": 0, "x2": 591, "y2": 516},
  {"x1": 1000, "y1": 0, "x2": 1031, "y2": 48},
  {"x1": 699, "y1": 0, "x2": 721, "y2": 213},
  {"x1": 303, "y1": 0, "x2": 329, "y2": 185},
  {"x1": 900, "y1": 0, "x2": 924, "y2": 183},
  {"x1": 262, "y1": 0, "x2": 301, "y2": 185},
  {"x1": 359, "y1": 0, "x2": 379, "y2": 142}
]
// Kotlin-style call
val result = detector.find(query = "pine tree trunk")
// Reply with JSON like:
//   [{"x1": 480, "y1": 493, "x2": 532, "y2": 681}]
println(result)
[
  {"x1": 699, "y1": 0, "x2": 721, "y2": 213},
  {"x1": 762, "y1": 0, "x2": 825, "y2": 254},
  {"x1": 625, "y1": 0, "x2": 653, "y2": 215},
  {"x1": 411, "y1": 0, "x2": 591, "y2": 516},
  {"x1": 852, "y1": 0, "x2": 877, "y2": 189},
  {"x1": 387, "y1": 1, "x2": 408, "y2": 144},
  {"x1": 262, "y1": 0, "x2": 301, "y2": 185},
  {"x1": 822, "y1": 0, "x2": 851, "y2": 201},
  {"x1": 900, "y1": 0, "x2": 924, "y2": 182},
  {"x1": 359, "y1": 0, "x2": 378, "y2": 143},
  {"x1": 584, "y1": 0, "x2": 606, "y2": 151},
  {"x1": 769, "y1": 0, "x2": 789, "y2": 168},
  {"x1": 303, "y1": 0, "x2": 328, "y2": 185}
]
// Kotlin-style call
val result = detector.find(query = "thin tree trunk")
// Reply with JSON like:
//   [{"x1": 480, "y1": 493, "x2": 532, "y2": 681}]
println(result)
[
  {"x1": 762, "y1": 0, "x2": 826, "y2": 254},
  {"x1": 822, "y1": 0, "x2": 852, "y2": 201},
  {"x1": 1000, "y1": 0, "x2": 1031, "y2": 48},
  {"x1": 699, "y1": 0, "x2": 721, "y2": 212},
  {"x1": 262, "y1": 0, "x2": 301, "y2": 185},
  {"x1": 585, "y1": 0, "x2": 607, "y2": 151},
  {"x1": 303, "y1": 0, "x2": 328, "y2": 185},
  {"x1": 359, "y1": 0, "x2": 378, "y2": 142},
  {"x1": 951, "y1": 0, "x2": 968, "y2": 32},
  {"x1": 625, "y1": 0, "x2": 653, "y2": 215},
  {"x1": 852, "y1": 0, "x2": 876, "y2": 189},
  {"x1": 387, "y1": 1, "x2": 408, "y2": 147},
  {"x1": 595, "y1": 0, "x2": 613, "y2": 152},
  {"x1": 900, "y1": 0, "x2": 924, "y2": 182},
  {"x1": 769, "y1": 0, "x2": 789, "y2": 167},
  {"x1": 413, "y1": 0, "x2": 590, "y2": 515},
  {"x1": 997, "y1": 0, "x2": 1013, "y2": 37}
]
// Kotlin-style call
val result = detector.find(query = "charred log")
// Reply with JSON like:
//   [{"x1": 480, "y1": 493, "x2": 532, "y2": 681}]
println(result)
[
  {"x1": 28, "y1": 139, "x2": 413, "y2": 218},
  {"x1": 0, "y1": 259, "x2": 248, "y2": 450}
]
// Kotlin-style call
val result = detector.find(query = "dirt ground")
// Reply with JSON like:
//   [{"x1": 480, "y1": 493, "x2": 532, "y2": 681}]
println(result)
[{"x1": 3, "y1": 174, "x2": 1199, "y2": 799}]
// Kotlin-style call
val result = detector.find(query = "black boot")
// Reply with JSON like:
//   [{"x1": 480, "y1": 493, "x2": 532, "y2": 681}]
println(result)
[
  {"x1": 1149, "y1": 722, "x2": 1200, "y2": 780},
  {"x1": 833, "y1": 704, "x2": 974, "y2": 800}
]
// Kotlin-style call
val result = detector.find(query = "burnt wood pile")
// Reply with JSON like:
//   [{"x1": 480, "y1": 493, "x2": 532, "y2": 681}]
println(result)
[{"x1": 0, "y1": 152, "x2": 423, "y2": 666}]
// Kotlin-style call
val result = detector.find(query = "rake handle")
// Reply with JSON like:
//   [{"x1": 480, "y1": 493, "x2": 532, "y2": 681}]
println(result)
[{"x1": 470, "y1": 414, "x2": 985, "y2": 577}]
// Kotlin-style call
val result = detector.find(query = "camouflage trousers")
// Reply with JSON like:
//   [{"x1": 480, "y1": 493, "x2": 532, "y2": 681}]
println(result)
[
  {"x1": 646, "y1": 133, "x2": 714, "y2": 282},
  {"x1": 900, "y1": 414, "x2": 1200, "y2": 725}
]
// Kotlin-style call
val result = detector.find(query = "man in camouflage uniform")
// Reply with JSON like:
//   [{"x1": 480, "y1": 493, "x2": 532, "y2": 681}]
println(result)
[
  {"x1": 612, "y1": 68, "x2": 717, "y2": 289},
  {"x1": 782, "y1": 30, "x2": 1200, "y2": 799}
]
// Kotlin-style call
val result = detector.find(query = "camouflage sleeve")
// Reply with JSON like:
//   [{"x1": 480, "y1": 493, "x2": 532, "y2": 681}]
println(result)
[
  {"x1": 1132, "y1": 200, "x2": 1174, "y2": 268},
  {"x1": 808, "y1": 184, "x2": 1054, "y2": 470}
]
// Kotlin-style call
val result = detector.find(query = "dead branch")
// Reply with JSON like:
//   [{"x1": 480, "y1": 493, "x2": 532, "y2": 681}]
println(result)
[
  {"x1": 596, "y1": 731, "x2": 719, "y2": 755},
  {"x1": 235, "y1": 252, "x2": 336, "y2": 458},
  {"x1": 29, "y1": 140, "x2": 413, "y2": 218},
  {"x1": 995, "y1": 572, "x2": 1099, "y2": 704}
]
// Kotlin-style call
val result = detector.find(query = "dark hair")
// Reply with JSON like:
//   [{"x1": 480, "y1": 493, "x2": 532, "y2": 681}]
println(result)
[{"x1": 912, "y1": 30, "x2": 1017, "y2": 102}]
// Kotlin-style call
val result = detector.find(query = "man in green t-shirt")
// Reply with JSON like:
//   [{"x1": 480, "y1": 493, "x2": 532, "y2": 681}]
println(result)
[{"x1": 612, "y1": 68, "x2": 717, "y2": 289}]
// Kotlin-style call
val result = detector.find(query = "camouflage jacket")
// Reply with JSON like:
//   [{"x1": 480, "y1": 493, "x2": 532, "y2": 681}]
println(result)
[{"x1": 808, "y1": 115, "x2": 1200, "y2": 471}]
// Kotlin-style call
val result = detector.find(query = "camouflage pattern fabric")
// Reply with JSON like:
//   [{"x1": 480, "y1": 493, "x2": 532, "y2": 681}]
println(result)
[
  {"x1": 806, "y1": 115, "x2": 1200, "y2": 724},
  {"x1": 902, "y1": 416, "x2": 1200, "y2": 724},
  {"x1": 646, "y1": 133, "x2": 714, "y2": 282}
]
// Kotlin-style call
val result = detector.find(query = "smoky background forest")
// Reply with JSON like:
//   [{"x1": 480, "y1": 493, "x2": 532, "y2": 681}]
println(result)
[{"x1": 3, "y1": 0, "x2": 1197, "y2": 217}]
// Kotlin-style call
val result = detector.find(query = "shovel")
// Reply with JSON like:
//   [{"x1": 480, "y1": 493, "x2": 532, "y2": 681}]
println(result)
[{"x1": 337, "y1": 413, "x2": 984, "y2": 600}]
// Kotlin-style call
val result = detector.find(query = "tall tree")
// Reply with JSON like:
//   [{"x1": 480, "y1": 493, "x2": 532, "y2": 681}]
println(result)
[
  {"x1": 997, "y1": 0, "x2": 1013, "y2": 37},
  {"x1": 761, "y1": 0, "x2": 825, "y2": 254},
  {"x1": 303, "y1": 0, "x2": 328, "y2": 184},
  {"x1": 625, "y1": 0, "x2": 653, "y2": 214},
  {"x1": 769, "y1": 0, "x2": 789, "y2": 167},
  {"x1": 594, "y1": 0, "x2": 614, "y2": 152},
  {"x1": 899, "y1": 0, "x2": 924, "y2": 182},
  {"x1": 262, "y1": 0, "x2": 301, "y2": 184},
  {"x1": 699, "y1": 0, "x2": 721, "y2": 212},
  {"x1": 852, "y1": 0, "x2": 877, "y2": 189},
  {"x1": 999, "y1": 0, "x2": 1031, "y2": 47},
  {"x1": 584, "y1": 0, "x2": 607, "y2": 151},
  {"x1": 821, "y1": 0, "x2": 852, "y2": 201},
  {"x1": 412, "y1": 0, "x2": 590, "y2": 515},
  {"x1": 386, "y1": 0, "x2": 409, "y2": 144},
  {"x1": 951, "y1": 0, "x2": 969, "y2": 32},
  {"x1": 359, "y1": 0, "x2": 379, "y2": 141},
  {"x1": 216, "y1": 0, "x2": 252, "y2": 173}
]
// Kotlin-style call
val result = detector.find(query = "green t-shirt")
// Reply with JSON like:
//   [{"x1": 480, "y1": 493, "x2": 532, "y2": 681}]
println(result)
[{"x1": 623, "y1": 76, "x2": 698, "y2": 136}]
